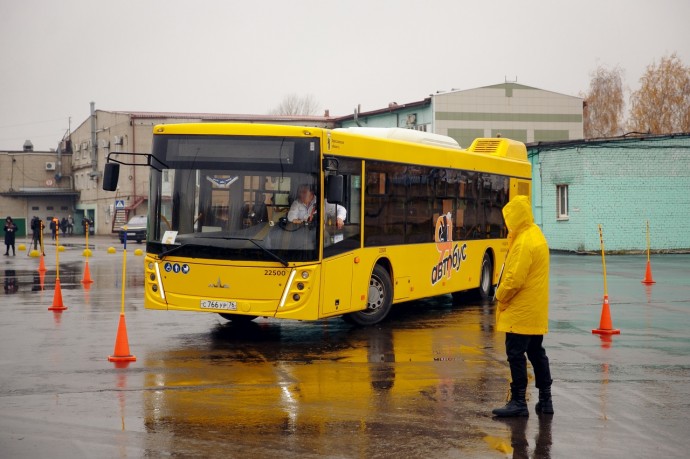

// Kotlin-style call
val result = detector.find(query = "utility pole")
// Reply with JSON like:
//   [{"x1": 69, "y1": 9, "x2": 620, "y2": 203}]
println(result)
[{"x1": 90, "y1": 102, "x2": 98, "y2": 178}]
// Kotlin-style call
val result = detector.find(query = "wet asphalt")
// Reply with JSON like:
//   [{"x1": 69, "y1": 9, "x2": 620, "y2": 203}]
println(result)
[{"x1": 0, "y1": 237, "x2": 689, "y2": 458}]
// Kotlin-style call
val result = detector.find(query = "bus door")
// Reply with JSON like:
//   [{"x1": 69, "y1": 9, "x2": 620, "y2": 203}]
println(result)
[{"x1": 320, "y1": 159, "x2": 362, "y2": 317}]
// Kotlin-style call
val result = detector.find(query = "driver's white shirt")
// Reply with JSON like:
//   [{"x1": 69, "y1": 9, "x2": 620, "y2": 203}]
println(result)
[{"x1": 287, "y1": 197, "x2": 346, "y2": 222}]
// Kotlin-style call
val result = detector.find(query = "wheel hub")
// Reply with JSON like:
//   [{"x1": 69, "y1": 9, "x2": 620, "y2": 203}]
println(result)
[{"x1": 367, "y1": 278, "x2": 384, "y2": 311}]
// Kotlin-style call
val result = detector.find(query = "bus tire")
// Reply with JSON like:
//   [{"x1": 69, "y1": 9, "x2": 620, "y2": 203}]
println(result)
[
  {"x1": 219, "y1": 313, "x2": 257, "y2": 323},
  {"x1": 477, "y1": 252, "x2": 494, "y2": 300},
  {"x1": 344, "y1": 264, "x2": 393, "y2": 326},
  {"x1": 452, "y1": 252, "x2": 493, "y2": 303}
]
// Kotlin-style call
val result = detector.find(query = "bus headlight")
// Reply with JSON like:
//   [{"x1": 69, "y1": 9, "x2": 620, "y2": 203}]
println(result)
[
  {"x1": 292, "y1": 294, "x2": 301, "y2": 302},
  {"x1": 301, "y1": 271, "x2": 309, "y2": 279},
  {"x1": 297, "y1": 282, "x2": 304, "y2": 290}
]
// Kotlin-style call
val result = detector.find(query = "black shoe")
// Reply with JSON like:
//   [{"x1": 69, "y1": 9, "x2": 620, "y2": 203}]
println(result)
[
  {"x1": 492, "y1": 387, "x2": 529, "y2": 417},
  {"x1": 536, "y1": 387, "x2": 554, "y2": 415},
  {"x1": 493, "y1": 399, "x2": 529, "y2": 417}
]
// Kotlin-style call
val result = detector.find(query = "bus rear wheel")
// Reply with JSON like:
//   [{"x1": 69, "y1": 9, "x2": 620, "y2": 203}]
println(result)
[
  {"x1": 343, "y1": 265, "x2": 393, "y2": 326},
  {"x1": 219, "y1": 313, "x2": 257, "y2": 323},
  {"x1": 477, "y1": 252, "x2": 494, "y2": 300},
  {"x1": 452, "y1": 252, "x2": 493, "y2": 302}
]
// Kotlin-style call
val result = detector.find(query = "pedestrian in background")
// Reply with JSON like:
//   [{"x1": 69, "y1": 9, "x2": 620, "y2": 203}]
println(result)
[
  {"x1": 49, "y1": 218, "x2": 57, "y2": 240},
  {"x1": 60, "y1": 217, "x2": 68, "y2": 237},
  {"x1": 492, "y1": 195, "x2": 553, "y2": 417},
  {"x1": 82, "y1": 216, "x2": 94, "y2": 235},
  {"x1": 30, "y1": 216, "x2": 40, "y2": 251},
  {"x1": 67, "y1": 214, "x2": 74, "y2": 235},
  {"x1": 4, "y1": 216, "x2": 17, "y2": 256}
]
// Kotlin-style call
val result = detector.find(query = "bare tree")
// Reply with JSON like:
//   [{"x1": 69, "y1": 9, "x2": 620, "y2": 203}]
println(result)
[
  {"x1": 582, "y1": 65, "x2": 625, "y2": 138},
  {"x1": 269, "y1": 94, "x2": 320, "y2": 116},
  {"x1": 628, "y1": 53, "x2": 690, "y2": 134}
]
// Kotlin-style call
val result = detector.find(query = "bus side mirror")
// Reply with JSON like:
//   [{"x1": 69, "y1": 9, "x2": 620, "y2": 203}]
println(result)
[
  {"x1": 103, "y1": 163, "x2": 120, "y2": 191},
  {"x1": 326, "y1": 175, "x2": 344, "y2": 203}
]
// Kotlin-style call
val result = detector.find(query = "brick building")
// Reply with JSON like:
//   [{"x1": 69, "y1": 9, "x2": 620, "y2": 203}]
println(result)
[{"x1": 527, "y1": 134, "x2": 690, "y2": 251}]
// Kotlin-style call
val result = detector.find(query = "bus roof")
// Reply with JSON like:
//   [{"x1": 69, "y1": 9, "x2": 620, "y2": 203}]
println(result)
[{"x1": 334, "y1": 127, "x2": 461, "y2": 149}]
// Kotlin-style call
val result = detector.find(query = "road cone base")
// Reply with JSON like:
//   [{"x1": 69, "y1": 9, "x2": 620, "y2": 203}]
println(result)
[
  {"x1": 48, "y1": 306, "x2": 68, "y2": 311},
  {"x1": 81, "y1": 279, "x2": 94, "y2": 284},
  {"x1": 641, "y1": 280, "x2": 656, "y2": 285},
  {"x1": 592, "y1": 328, "x2": 620, "y2": 335},
  {"x1": 108, "y1": 355, "x2": 136, "y2": 362}
]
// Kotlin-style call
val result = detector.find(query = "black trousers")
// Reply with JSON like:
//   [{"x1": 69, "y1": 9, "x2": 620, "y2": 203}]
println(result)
[{"x1": 505, "y1": 333, "x2": 552, "y2": 390}]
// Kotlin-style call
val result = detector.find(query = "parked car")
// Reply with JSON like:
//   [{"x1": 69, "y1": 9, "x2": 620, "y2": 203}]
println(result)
[{"x1": 119, "y1": 215, "x2": 147, "y2": 244}]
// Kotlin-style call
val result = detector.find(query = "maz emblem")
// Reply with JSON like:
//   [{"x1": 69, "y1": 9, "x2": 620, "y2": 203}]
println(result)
[{"x1": 209, "y1": 277, "x2": 229, "y2": 289}]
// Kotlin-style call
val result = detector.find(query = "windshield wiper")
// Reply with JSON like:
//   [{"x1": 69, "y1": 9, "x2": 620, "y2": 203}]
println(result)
[
  {"x1": 159, "y1": 242, "x2": 205, "y2": 260},
  {"x1": 201, "y1": 236, "x2": 289, "y2": 267}
]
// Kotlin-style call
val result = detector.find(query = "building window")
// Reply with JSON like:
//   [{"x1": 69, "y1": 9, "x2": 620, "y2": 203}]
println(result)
[
  {"x1": 47, "y1": 206, "x2": 54, "y2": 211},
  {"x1": 557, "y1": 185, "x2": 569, "y2": 220},
  {"x1": 32, "y1": 206, "x2": 39, "y2": 211}
]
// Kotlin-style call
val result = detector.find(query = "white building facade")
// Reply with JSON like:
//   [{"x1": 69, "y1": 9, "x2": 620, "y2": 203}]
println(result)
[{"x1": 433, "y1": 83, "x2": 583, "y2": 147}]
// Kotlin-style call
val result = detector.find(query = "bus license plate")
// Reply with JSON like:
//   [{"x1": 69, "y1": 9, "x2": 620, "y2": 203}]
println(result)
[{"x1": 200, "y1": 300, "x2": 237, "y2": 311}]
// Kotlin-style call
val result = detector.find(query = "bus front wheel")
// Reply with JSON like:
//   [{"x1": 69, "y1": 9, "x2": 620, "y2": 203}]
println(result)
[{"x1": 344, "y1": 265, "x2": 393, "y2": 326}]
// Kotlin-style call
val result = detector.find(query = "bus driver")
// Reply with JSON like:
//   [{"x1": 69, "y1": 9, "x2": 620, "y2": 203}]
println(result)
[{"x1": 288, "y1": 184, "x2": 346, "y2": 229}]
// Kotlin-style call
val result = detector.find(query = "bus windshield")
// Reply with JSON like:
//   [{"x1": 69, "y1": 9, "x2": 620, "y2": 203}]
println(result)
[{"x1": 147, "y1": 135, "x2": 321, "y2": 263}]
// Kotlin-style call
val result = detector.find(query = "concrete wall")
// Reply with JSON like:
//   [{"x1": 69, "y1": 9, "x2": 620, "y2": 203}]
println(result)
[
  {"x1": 0, "y1": 150, "x2": 76, "y2": 238},
  {"x1": 531, "y1": 135, "x2": 690, "y2": 251},
  {"x1": 69, "y1": 111, "x2": 148, "y2": 235}
]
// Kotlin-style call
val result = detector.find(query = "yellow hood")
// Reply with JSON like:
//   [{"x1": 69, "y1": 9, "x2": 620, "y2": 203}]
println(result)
[{"x1": 502, "y1": 195, "x2": 533, "y2": 235}]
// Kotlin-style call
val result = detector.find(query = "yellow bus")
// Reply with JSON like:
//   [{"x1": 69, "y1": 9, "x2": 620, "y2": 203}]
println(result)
[{"x1": 104, "y1": 123, "x2": 531, "y2": 325}]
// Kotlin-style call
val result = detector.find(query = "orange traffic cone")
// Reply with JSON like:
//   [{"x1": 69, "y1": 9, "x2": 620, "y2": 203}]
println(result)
[
  {"x1": 641, "y1": 260, "x2": 655, "y2": 285},
  {"x1": 38, "y1": 253, "x2": 47, "y2": 272},
  {"x1": 48, "y1": 278, "x2": 67, "y2": 311},
  {"x1": 592, "y1": 295, "x2": 620, "y2": 335},
  {"x1": 82, "y1": 260, "x2": 94, "y2": 285},
  {"x1": 108, "y1": 314, "x2": 136, "y2": 363}
]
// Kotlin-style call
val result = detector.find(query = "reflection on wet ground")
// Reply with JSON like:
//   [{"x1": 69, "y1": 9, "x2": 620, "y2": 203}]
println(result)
[
  {"x1": 1, "y1": 249, "x2": 689, "y2": 457},
  {"x1": 140, "y1": 301, "x2": 508, "y2": 457}
]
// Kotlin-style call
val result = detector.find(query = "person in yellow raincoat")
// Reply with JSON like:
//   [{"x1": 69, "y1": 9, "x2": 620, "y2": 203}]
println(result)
[{"x1": 492, "y1": 195, "x2": 553, "y2": 417}]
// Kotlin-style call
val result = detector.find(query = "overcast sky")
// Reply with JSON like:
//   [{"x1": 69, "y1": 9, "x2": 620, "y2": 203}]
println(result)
[{"x1": 1, "y1": 0, "x2": 688, "y2": 151}]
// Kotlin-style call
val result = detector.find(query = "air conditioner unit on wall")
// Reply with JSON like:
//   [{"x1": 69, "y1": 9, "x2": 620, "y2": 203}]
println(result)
[{"x1": 45, "y1": 162, "x2": 56, "y2": 171}]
